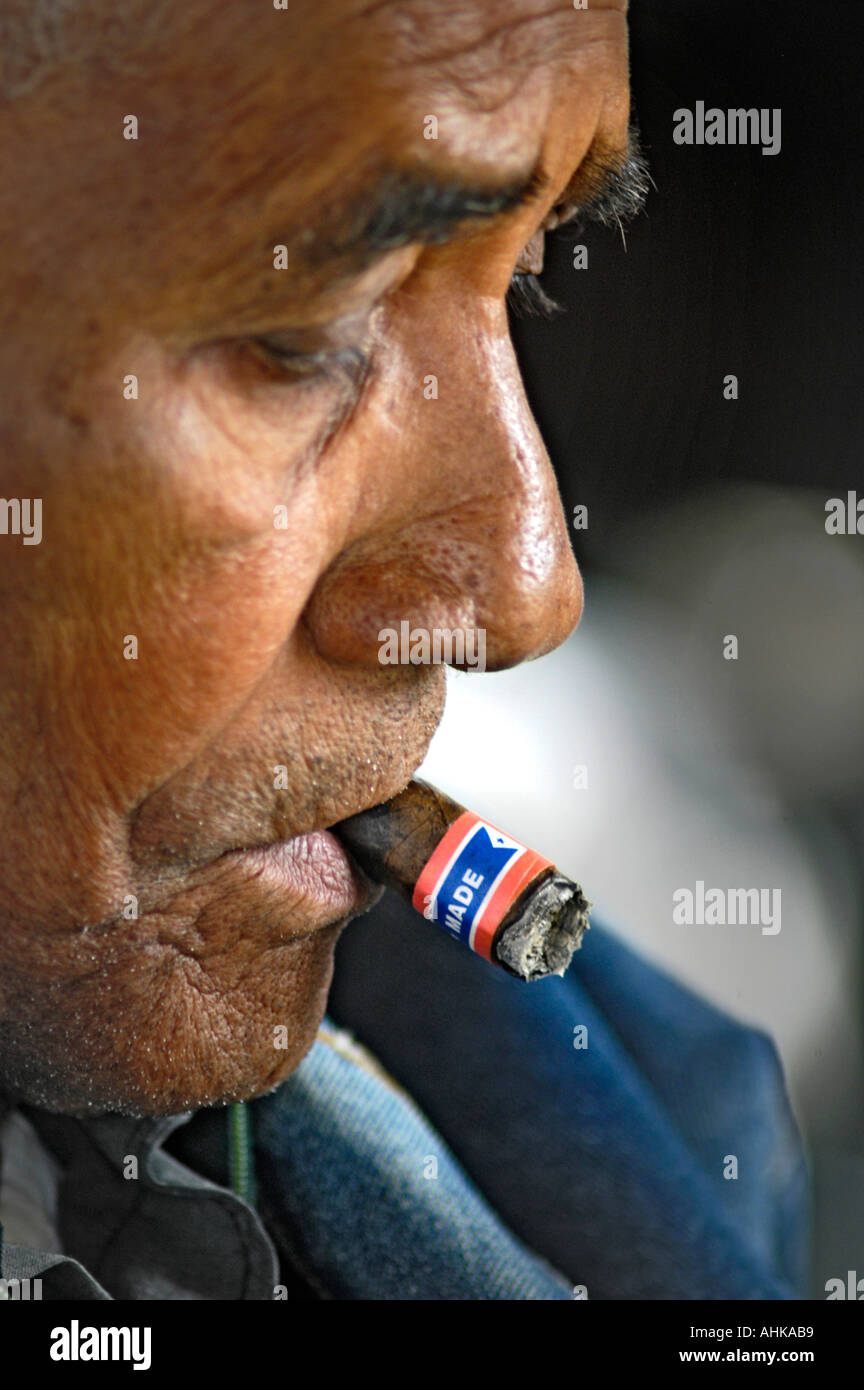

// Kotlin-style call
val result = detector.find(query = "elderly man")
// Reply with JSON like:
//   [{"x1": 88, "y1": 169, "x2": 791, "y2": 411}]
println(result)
[{"x1": 0, "y1": 0, "x2": 806, "y2": 1300}]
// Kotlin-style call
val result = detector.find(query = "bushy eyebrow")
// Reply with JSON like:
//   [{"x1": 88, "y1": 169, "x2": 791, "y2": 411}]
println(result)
[
  {"x1": 291, "y1": 124, "x2": 648, "y2": 280},
  {"x1": 277, "y1": 120, "x2": 650, "y2": 297},
  {"x1": 296, "y1": 160, "x2": 550, "y2": 273}
]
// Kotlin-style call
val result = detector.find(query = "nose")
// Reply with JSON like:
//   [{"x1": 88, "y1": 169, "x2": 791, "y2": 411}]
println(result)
[{"x1": 305, "y1": 297, "x2": 583, "y2": 672}]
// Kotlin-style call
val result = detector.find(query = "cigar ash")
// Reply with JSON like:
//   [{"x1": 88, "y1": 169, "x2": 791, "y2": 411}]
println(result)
[{"x1": 494, "y1": 873, "x2": 591, "y2": 981}]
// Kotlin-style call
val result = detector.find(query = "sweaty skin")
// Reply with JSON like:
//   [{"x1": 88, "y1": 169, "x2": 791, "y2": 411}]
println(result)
[{"x1": 0, "y1": 0, "x2": 630, "y2": 1115}]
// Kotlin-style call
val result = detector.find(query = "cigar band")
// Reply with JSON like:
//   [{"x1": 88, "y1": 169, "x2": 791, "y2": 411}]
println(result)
[{"x1": 412, "y1": 811, "x2": 553, "y2": 961}]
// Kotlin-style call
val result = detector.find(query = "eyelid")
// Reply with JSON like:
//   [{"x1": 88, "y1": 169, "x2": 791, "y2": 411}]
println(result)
[
  {"x1": 246, "y1": 297, "x2": 386, "y2": 383},
  {"x1": 250, "y1": 335, "x2": 371, "y2": 389},
  {"x1": 506, "y1": 270, "x2": 562, "y2": 320},
  {"x1": 541, "y1": 198, "x2": 584, "y2": 234},
  {"x1": 507, "y1": 227, "x2": 563, "y2": 319},
  {"x1": 514, "y1": 228, "x2": 546, "y2": 276}
]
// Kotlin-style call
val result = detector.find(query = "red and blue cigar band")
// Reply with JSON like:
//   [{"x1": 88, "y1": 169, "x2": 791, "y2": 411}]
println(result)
[{"x1": 412, "y1": 811, "x2": 553, "y2": 961}]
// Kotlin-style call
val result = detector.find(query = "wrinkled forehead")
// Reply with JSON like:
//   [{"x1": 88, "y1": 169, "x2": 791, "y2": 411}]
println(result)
[
  {"x1": 3, "y1": 1, "x2": 629, "y2": 182},
  {"x1": 285, "y1": 0, "x2": 629, "y2": 167},
  {"x1": 0, "y1": 0, "x2": 631, "y2": 340},
  {"x1": 69, "y1": 0, "x2": 626, "y2": 195},
  {"x1": 305, "y1": 0, "x2": 628, "y2": 90}
]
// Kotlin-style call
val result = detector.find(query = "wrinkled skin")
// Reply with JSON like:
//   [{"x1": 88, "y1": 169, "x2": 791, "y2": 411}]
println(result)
[{"x1": 0, "y1": 0, "x2": 630, "y2": 1114}]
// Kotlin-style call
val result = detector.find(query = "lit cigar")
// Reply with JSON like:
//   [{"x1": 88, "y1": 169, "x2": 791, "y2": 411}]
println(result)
[{"x1": 334, "y1": 779, "x2": 590, "y2": 981}]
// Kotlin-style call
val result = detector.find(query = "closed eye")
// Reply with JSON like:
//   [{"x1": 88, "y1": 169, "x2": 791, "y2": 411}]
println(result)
[
  {"x1": 248, "y1": 337, "x2": 371, "y2": 389},
  {"x1": 243, "y1": 266, "x2": 559, "y2": 381}
]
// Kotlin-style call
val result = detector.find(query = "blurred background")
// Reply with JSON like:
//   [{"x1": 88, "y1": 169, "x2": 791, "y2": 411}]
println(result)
[{"x1": 416, "y1": 0, "x2": 864, "y2": 1296}]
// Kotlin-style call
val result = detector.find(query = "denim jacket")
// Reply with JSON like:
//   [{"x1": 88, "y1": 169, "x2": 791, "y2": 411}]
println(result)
[{"x1": 0, "y1": 898, "x2": 809, "y2": 1300}]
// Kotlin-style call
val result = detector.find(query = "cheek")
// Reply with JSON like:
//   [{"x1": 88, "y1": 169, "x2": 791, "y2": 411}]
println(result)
[
  {"x1": 0, "y1": 345, "x2": 367, "y2": 931},
  {"x1": 5, "y1": 345, "x2": 354, "y2": 803}
]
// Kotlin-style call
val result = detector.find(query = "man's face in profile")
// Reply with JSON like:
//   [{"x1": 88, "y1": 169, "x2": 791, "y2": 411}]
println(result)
[{"x1": 0, "y1": 0, "x2": 632, "y2": 1115}]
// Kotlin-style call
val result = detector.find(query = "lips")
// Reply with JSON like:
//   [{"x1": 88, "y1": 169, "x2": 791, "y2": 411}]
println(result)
[{"x1": 216, "y1": 827, "x2": 383, "y2": 934}]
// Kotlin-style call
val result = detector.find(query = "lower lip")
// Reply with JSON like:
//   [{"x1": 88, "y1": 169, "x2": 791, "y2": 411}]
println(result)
[{"x1": 224, "y1": 829, "x2": 376, "y2": 927}]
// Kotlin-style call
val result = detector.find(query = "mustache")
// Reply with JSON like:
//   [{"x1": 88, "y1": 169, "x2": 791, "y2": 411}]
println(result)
[{"x1": 127, "y1": 676, "x2": 445, "y2": 877}]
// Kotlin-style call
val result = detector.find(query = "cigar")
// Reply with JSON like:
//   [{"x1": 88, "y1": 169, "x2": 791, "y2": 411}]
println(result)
[{"x1": 334, "y1": 779, "x2": 590, "y2": 981}]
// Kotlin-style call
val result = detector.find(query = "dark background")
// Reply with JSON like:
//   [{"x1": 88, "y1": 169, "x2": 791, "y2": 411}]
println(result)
[{"x1": 510, "y1": 0, "x2": 864, "y2": 569}]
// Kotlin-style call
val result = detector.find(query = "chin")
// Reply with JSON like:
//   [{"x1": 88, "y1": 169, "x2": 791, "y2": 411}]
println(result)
[{"x1": 1, "y1": 926, "x2": 341, "y2": 1118}]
